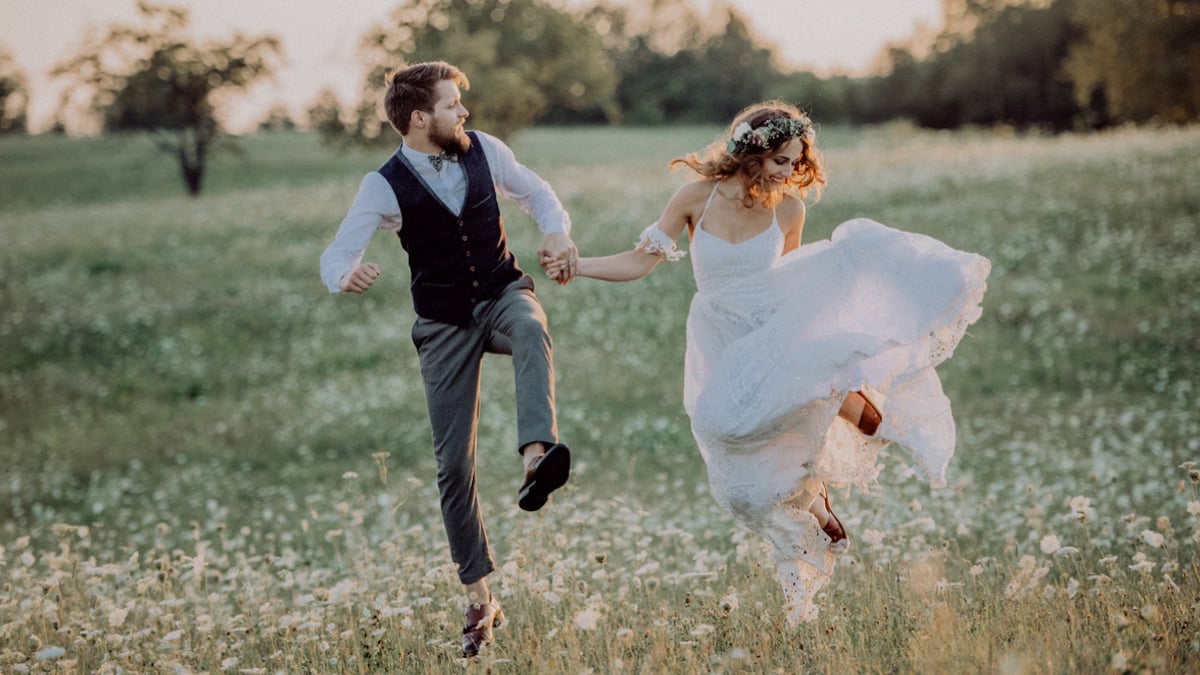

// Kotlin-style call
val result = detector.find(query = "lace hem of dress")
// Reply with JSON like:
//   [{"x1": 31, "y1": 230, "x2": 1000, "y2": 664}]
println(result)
[{"x1": 635, "y1": 223, "x2": 686, "y2": 261}]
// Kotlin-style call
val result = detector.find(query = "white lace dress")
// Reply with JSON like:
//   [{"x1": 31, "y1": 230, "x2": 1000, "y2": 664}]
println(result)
[{"x1": 640, "y1": 186, "x2": 991, "y2": 624}]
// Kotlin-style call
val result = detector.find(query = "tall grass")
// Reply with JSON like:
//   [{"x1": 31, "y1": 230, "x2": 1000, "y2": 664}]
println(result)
[{"x1": 0, "y1": 123, "x2": 1197, "y2": 673}]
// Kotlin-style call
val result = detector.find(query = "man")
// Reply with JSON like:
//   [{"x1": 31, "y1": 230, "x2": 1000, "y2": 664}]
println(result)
[{"x1": 318, "y1": 61, "x2": 577, "y2": 657}]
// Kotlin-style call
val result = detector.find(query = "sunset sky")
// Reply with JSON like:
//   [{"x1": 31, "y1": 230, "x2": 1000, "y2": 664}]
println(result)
[{"x1": 3, "y1": 0, "x2": 944, "y2": 132}]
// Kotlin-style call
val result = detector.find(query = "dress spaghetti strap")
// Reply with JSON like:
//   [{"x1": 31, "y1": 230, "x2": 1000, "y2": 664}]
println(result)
[{"x1": 695, "y1": 183, "x2": 722, "y2": 231}]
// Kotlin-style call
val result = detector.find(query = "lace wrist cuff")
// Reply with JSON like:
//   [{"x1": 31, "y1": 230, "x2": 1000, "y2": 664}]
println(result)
[{"x1": 635, "y1": 224, "x2": 686, "y2": 261}]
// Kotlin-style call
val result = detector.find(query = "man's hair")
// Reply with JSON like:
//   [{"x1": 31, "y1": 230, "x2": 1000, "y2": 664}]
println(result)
[{"x1": 383, "y1": 61, "x2": 469, "y2": 135}]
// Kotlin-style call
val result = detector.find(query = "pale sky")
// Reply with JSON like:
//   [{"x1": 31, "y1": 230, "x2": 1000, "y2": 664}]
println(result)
[{"x1": 2, "y1": 0, "x2": 943, "y2": 132}]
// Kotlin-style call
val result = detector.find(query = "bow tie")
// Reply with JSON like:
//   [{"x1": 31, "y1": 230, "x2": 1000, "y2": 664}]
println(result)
[{"x1": 427, "y1": 152, "x2": 459, "y2": 171}]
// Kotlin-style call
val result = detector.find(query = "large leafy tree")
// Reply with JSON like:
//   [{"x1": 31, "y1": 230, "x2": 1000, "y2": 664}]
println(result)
[
  {"x1": 53, "y1": 2, "x2": 281, "y2": 195},
  {"x1": 611, "y1": 1, "x2": 778, "y2": 125},
  {"x1": 867, "y1": 0, "x2": 1083, "y2": 130},
  {"x1": 351, "y1": 0, "x2": 617, "y2": 144},
  {"x1": 0, "y1": 46, "x2": 28, "y2": 135},
  {"x1": 1065, "y1": 0, "x2": 1200, "y2": 125}
]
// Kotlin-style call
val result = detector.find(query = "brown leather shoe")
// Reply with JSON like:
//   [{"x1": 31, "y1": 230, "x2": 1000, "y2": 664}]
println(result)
[
  {"x1": 461, "y1": 597, "x2": 504, "y2": 658},
  {"x1": 518, "y1": 443, "x2": 570, "y2": 512}
]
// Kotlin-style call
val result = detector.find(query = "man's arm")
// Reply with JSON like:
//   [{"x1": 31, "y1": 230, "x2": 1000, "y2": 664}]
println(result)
[
  {"x1": 319, "y1": 172, "x2": 401, "y2": 293},
  {"x1": 476, "y1": 132, "x2": 578, "y2": 282}
]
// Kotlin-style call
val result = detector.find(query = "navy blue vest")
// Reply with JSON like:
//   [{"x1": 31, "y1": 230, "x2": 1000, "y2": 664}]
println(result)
[{"x1": 378, "y1": 131, "x2": 524, "y2": 326}]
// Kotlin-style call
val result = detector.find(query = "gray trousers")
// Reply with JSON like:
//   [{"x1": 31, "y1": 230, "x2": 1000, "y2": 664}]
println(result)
[{"x1": 410, "y1": 278, "x2": 559, "y2": 584}]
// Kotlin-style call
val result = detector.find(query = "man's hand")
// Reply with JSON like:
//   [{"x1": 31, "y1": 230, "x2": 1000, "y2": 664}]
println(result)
[
  {"x1": 538, "y1": 232, "x2": 578, "y2": 285},
  {"x1": 339, "y1": 263, "x2": 381, "y2": 293}
]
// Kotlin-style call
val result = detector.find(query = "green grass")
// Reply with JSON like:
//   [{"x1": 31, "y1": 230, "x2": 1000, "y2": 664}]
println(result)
[{"x1": 1, "y1": 124, "x2": 1198, "y2": 673}]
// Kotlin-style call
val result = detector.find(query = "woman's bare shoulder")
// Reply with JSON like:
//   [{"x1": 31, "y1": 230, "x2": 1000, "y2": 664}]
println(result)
[{"x1": 662, "y1": 179, "x2": 719, "y2": 219}]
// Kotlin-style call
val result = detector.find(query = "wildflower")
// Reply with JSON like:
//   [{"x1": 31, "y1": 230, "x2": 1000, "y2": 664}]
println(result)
[
  {"x1": 690, "y1": 624, "x2": 716, "y2": 637},
  {"x1": 1067, "y1": 496, "x2": 1094, "y2": 523},
  {"x1": 720, "y1": 591, "x2": 740, "y2": 613},
  {"x1": 1039, "y1": 534, "x2": 1061, "y2": 554},
  {"x1": 1128, "y1": 552, "x2": 1155, "y2": 573},
  {"x1": 861, "y1": 529, "x2": 885, "y2": 546},
  {"x1": 1054, "y1": 546, "x2": 1080, "y2": 556},
  {"x1": 107, "y1": 606, "x2": 131, "y2": 628},
  {"x1": 615, "y1": 628, "x2": 634, "y2": 639},
  {"x1": 1187, "y1": 501, "x2": 1200, "y2": 517},
  {"x1": 573, "y1": 607, "x2": 602, "y2": 631},
  {"x1": 35, "y1": 646, "x2": 66, "y2": 660},
  {"x1": 1111, "y1": 652, "x2": 1128, "y2": 670},
  {"x1": 341, "y1": 471, "x2": 358, "y2": 480},
  {"x1": 1140, "y1": 530, "x2": 1165, "y2": 548},
  {"x1": 1140, "y1": 604, "x2": 1158, "y2": 620}
]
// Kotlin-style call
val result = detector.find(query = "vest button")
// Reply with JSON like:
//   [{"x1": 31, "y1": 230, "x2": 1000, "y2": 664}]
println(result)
[
  {"x1": 465, "y1": 251, "x2": 471, "y2": 257},
  {"x1": 472, "y1": 281, "x2": 479, "y2": 287},
  {"x1": 469, "y1": 266, "x2": 476, "y2": 272},
  {"x1": 461, "y1": 235, "x2": 468, "y2": 241}
]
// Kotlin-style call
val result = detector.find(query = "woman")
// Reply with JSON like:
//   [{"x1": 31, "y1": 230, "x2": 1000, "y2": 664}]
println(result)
[{"x1": 548, "y1": 101, "x2": 990, "y2": 624}]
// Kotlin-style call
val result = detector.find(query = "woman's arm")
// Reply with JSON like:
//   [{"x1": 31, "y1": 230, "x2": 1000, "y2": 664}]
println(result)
[
  {"x1": 778, "y1": 194, "x2": 806, "y2": 255},
  {"x1": 575, "y1": 249, "x2": 662, "y2": 281},
  {"x1": 551, "y1": 182, "x2": 701, "y2": 283}
]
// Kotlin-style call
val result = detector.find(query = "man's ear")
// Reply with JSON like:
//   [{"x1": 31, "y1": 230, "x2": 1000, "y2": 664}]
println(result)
[{"x1": 410, "y1": 110, "x2": 425, "y2": 130}]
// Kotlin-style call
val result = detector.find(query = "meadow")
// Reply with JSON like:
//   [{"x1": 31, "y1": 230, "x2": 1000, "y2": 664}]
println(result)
[{"x1": 0, "y1": 123, "x2": 1198, "y2": 673}]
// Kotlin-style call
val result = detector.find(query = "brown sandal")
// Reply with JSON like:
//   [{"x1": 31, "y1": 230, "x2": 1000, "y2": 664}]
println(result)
[
  {"x1": 857, "y1": 396, "x2": 882, "y2": 436},
  {"x1": 819, "y1": 483, "x2": 847, "y2": 544}
]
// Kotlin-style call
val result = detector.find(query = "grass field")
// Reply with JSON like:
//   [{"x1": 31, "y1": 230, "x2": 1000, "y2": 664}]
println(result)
[{"x1": 1, "y1": 123, "x2": 1198, "y2": 673}]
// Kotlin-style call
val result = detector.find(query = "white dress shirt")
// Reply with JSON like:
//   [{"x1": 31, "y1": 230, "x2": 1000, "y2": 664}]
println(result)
[{"x1": 319, "y1": 130, "x2": 572, "y2": 293}]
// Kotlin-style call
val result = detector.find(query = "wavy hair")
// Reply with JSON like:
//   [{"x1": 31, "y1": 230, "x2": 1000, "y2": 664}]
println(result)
[
  {"x1": 383, "y1": 61, "x2": 469, "y2": 135},
  {"x1": 670, "y1": 100, "x2": 826, "y2": 208}
]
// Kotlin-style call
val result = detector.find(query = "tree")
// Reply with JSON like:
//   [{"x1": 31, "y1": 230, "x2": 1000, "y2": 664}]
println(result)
[
  {"x1": 0, "y1": 46, "x2": 28, "y2": 135},
  {"x1": 306, "y1": 88, "x2": 351, "y2": 150},
  {"x1": 610, "y1": 1, "x2": 779, "y2": 125},
  {"x1": 863, "y1": 0, "x2": 1084, "y2": 130},
  {"x1": 351, "y1": 0, "x2": 618, "y2": 143},
  {"x1": 1065, "y1": 0, "x2": 1200, "y2": 125},
  {"x1": 257, "y1": 104, "x2": 297, "y2": 132},
  {"x1": 52, "y1": 2, "x2": 281, "y2": 195}
]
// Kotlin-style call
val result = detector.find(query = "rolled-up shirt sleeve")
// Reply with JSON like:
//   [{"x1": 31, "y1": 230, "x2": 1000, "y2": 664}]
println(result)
[
  {"x1": 319, "y1": 172, "x2": 402, "y2": 293},
  {"x1": 477, "y1": 131, "x2": 571, "y2": 236}
]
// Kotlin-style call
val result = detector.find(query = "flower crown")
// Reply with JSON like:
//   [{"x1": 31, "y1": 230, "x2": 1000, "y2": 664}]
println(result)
[{"x1": 726, "y1": 116, "x2": 811, "y2": 154}]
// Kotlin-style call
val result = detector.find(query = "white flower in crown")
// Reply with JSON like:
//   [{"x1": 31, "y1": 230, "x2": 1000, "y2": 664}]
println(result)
[{"x1": 727, "y1": 116, "x2": 811, "y2": 153}]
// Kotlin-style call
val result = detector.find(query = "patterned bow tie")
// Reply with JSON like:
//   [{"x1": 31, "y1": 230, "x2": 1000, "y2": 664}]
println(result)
[{"x1": 427, "y1": 152, "x2": 459, "y2": 171}]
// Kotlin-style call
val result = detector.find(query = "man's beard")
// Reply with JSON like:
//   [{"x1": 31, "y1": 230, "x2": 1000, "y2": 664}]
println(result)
[{"x1": 430, "y1": 118, "x2": 470, "y2": 155}]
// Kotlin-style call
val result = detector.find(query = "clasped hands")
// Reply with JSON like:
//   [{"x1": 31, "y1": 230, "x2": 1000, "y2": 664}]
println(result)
[
  {"x1": 538, "y1": 232, "x2": 578, "y2": 285},
  {"x1": 339, "y1": 233, "x2": 578, "y2": 294}
]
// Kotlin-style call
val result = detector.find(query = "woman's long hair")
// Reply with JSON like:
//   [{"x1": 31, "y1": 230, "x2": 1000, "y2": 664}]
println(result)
[{"x1": 670, "y1": 100, "x2": 826, "y2": 208}]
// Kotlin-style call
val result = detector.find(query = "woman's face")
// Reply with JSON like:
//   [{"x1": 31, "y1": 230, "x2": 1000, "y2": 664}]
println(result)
[{"x1": 763, "y1": 138, "x2": 803, "y2": 184}]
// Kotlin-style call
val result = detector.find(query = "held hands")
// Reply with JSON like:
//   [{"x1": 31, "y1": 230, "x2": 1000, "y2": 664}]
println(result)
[
  {"x1": 538, "y1": 232, "x2": 578, "y2": 285},
  {"x1": 339, "y1": 262, "x2": 381, "y2": 293}
]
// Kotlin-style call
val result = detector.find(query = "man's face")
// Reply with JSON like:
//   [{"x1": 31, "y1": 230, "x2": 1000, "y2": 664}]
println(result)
[{"x1": 427, "y1": 79, "x2": 470, "y2": 154}]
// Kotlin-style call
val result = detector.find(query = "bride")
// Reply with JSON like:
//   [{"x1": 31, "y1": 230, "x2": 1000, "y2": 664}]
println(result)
[{"x1": 547, "y1": 101, "x2": 990, "y2": 624}]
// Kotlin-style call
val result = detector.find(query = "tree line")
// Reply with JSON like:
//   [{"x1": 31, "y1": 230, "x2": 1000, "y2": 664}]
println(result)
[
  {"x1": 3, "y1": 0, "x2": 1195, "y2": 194},
  {"x1": 308, "y1": 0, "x2": 1200, "y2": 145}
]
